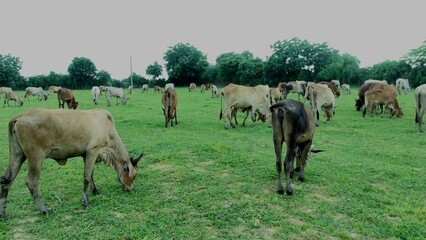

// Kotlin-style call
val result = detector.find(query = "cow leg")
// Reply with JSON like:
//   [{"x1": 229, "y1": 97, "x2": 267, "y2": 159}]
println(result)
[
  {"x1": 224, "y1": 107, "x2": 234, "y2": 129},
  {"x1": 26, "y1": 153, "x2": 51, "y2": 215},
  {"x1": 242, "y1": 110, "x2": 250, "y2": 127},
  {"x1": 284, "y1": 143, "x2": 296, "y2": 195},
  {"x1": 174, "y1": 110, "x2": 178, "y2": 125},
  {"x1": 82, "y1": 152, "x2": 97, "y2": 208},
  {"x1": 0, "y1": 148, "x2": 26, "y2": 219},
  {"x1": 83, "y1": 156, "x2": 100, "y2": 195},
  {"x1": 273, "y1": 130, "x2": 284, "y2": 195},
  {"x1": 297, "y1": 141, "x2": 312, "y2": 182}
]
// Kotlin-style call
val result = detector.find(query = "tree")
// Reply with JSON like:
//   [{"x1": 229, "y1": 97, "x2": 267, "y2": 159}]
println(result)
[
  {"x1": 0, "y1": 53, "x2": 22, "y2": 87},
  {"x1": 163, "y1": 43, "x2": 208, "y2": 86},
  {"x1": 146, "y1": 61, "x2": 162, "y2": 80},
  {"x1": 96, "y1": 70, "x2": 112, "y2": 86},
  {"x1": 401, "y1": 41, "x2": 426, "y2": 87},
  {"x1": 367, "y1": 60, "x2": 410, "y2": 84},
  {"x1": 317, "y1": 53, "x2": 363, "y2": 85},
  {"x1": 67, "y1": 57, "x2": 97, "y2": 89}
]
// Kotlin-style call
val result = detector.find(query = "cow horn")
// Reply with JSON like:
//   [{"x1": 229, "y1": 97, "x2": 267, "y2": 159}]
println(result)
[{"x1": 131, "y1": 153, "x2": 144, "y2": 166}]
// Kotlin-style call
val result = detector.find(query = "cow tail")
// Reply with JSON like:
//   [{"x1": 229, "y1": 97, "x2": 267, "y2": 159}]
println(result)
[
  {"x1": 219, "y1": 90, "x2": 223, "y2": 120},
  {"x1": 415, "y1": 92, "x2": 421, "y2": 124}
]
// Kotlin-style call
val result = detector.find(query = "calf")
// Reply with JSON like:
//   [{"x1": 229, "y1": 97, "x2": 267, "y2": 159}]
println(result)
[
  {"x1": 363, "y1": 89, "x2": 403, "y2": 118},
  {"x1": 92, "y1": 86, "x2": 100, "y2": 105},
  {"x1": 0, "y1": 109, "x2": 143, "y2": 218},
  {"x1": 58, "y1": 88, "x2": 78, "y2": 109},
  {"x1": 396, "y1": 78, "x2": 410, "y2": 95},
  {"x1": 3, "y1": 92, "x2": 23, "y2": 107},
  {"x1": 270, "y1": 99, "x2": 322, "y2": 195},
  {"x1": 106, "y1": 87, "x2": 127, "y2": 106},
  {"x1": 154, "y1": 85, "x2": 163, "y2": 94},
  {"x1": 162, "y1": 88, "x2": 178, "y2": 127},
  {"x1": 415, "y1": 84, "x2": 426, "y2": 132},
  {"x1": 318, "y1": 81, "x2": 340, "y2": 98}
]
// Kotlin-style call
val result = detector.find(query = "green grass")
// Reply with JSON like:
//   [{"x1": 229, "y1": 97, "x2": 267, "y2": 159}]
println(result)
[{"x1": 0, "y1": 87, "x2": 425, "y2": 239}]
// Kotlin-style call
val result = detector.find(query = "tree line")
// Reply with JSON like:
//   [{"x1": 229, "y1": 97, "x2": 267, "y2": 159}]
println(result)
[{"x1": 1, "y1": 38, "x2": 425, "y2": 90}]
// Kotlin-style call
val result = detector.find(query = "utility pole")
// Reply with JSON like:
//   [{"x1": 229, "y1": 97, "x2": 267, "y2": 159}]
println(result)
[{"x1": 130, "y1": 55, "x2": 133, "y2": 87}]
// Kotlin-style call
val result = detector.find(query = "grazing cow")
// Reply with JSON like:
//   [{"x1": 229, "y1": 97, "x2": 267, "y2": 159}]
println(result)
[
  {"x1": 200, "y1": 84, "x2": 206, "y2": 93},
  {"x1": 48, "y1": 86, "x2": 61, "y2": 96},
  {"x1": 341, "y1": 84, "x2": 351, "y2": 95},
  {"x1": 188, "y1": 83, "x2": 196, "y2": 92},
  {"x1": 154, "y1": 85, "x2": 163, "y2": 94},
  {"x1": 331, "y1": 80, "x2": 341, "y2": 89},
  {"x1": 24, "y1": 87, "x2": 48, "y2": 101},
  {"x1": 311, "y1": 84, "x2": 336, "y2": 125},
  {"x1": 211, "y1": 85, "x2": 219, "y2": 98},
  {"x1": 355, "y1": 83, "x2": 377, "y2": 111},
  {"x1": 415, "y1": 84, "x2": 426, "y2": 132},
  {"x1": 270, "y1": 99, "x2": 322, "y2": 195},
  {"x1": 363, "y1": 89, "x2": 403, "y2": 118},
  {"x1": 230, "y1": 106, "x2": 263, "y2": 127},
  {"x1": 270, "y1": 87, "x2": 283, "y2": 104},
  {"x1": 162, "y1": 88, "x2": 178, "y2": 127},
  {"x1": 364, "y1": 79, "x2": 388, "y2": 85},
  {"x1": 0, "y1": 87, "x2": 13, "y2": 99},
  {"x1": 165, "y1": 83, "x2": 174, "y2": 91},
  {"x1": 141, "y1": 84, "x2": 149, "y2": 93},
  {"x1": 106, "y1": 87, "x2": 127, "y2": 107},
  {"x1": 280, "y1": 81, "x2": 307, "y2": 100},
  {"x1": 128, "y1": 86, "x2": 133, "y2": 95},
  {"x1": 99, "y1": 85, "x2": 108, "y2": 96},
  {"x1": 58, "y1": 88, "x2": 78, "y2": 109},
  {"x1": 318, "y1": 81, "x2": 340, "y2": 98},
  {"x1": 0, "y1": 108, "x2": 143, "y2": 218},
  {"x1": 205, "y1": 83, "x2": 213, "y2": 90},
  {"x1": 92, "y1": 86, "x2": 100, "y2": 105},
  {"x1": 219, "y1": 83, "x2": 271, "y2": 129},
  {"x1": 396, "y1": 78, "x2": 410, "y2": 95},
  {"x1": 3, "y1": 92, "x2": 23, "y2": 107}
]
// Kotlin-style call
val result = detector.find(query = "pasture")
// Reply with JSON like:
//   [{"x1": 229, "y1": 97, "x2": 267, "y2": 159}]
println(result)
[{"x1": 0, "y1": 87, "x2": 425, "y2": 239}]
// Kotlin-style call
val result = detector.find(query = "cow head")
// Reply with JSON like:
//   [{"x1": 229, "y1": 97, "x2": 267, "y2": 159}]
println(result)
[
  {"x1": 119, "y1": 153, "x2": 143, "y2": 191},
  {"x1": 355, "y1": 99, "x2": 363, "y2": 111},
  {"x1": 71, "y1": 101, "x2": 79, "y2": 109}
]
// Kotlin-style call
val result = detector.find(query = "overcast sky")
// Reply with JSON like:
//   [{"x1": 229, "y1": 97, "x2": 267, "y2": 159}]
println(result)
[{"x1": 1, "y1": 0, "x2": 425, "y2": 80}]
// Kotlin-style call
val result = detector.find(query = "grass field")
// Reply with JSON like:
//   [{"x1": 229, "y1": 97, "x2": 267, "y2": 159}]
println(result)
[{"x1": 0, "y1": 87, "x2": 425, "y2": 239}]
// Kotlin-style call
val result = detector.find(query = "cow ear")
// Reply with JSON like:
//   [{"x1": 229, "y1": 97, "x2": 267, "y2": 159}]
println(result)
[
  {"x1": 131, "y1": 153, "x2": 143, "y2": 167},
  {"x1": 128, "y1": 162, "x2": 137, "y2": 179}
]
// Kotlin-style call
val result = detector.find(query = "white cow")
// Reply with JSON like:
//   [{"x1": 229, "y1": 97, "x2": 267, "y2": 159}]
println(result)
[
  {"x1": 364, "y1": 79, "x2": 388, "y2": 85},
  {"x1": 106, "y1": 87, "x2": 127, "y2": 106},
  {"x1": 92, "y1": 86, "x2": 100, "y2": 105},
  {"x1": 165, "y1": 83, "x2": 174, "y2": 91},
  {"x1": 210, "y1": 85, "x2": 219, "y2": 98},
  {"x1": 331, "y1": 80, "x2": 341, "y2": 89},
  {"x1": 415, "y1": 84, "x2": 426, "y2": 132},
  {"x1": 141, "y1": 84, "x2": 149, "y2": 93},
  {"x1": 24, "y1": 87, "x2": 48, "y2": 101},
  {"x1": 395, "y1": 78, "x2": 410, "y2": 95},
  {"x1": 341, "y1": 84, "x2": 351, "y2": 95}
]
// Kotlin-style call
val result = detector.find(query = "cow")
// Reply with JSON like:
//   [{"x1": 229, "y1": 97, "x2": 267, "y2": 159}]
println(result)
[
  {"x1": 270, "y1": 87, "x2": 283, "y2": 104},
  {"x1": 331, "y1": 80, "x2": 341, "y2": 89},
  {"x1": 92, "y1": 86, "x2": 100, "y2": 105},
  {"x1": 211, "y1": 85, "x2": 219, "y2": 98},
  {"x1": 3, "y1": 92, "x2": 23, "y2": 107},
  {"x1": 219, "y1": 83, "x2": 271, "y2": 129},
  {"x1": 106, "y1": 87, "x2": 127, "y2": 107},
  {"x1": 364, "y1": 79, "x2": 388, "y2": 85},
  {"x1": 24, "y1": 87, "x2": 48, "y2": 101},
  {"x1": 154, "y1": 85, "x2": 163, "y2": 94},
  {"x1": 48, "y1": 86, "x2": 61, "y2": 96},
  {"x1": 0, "y1": 87, "x2": 12, "y2": 99},
  {"x1": 200, "y1": 84, "x2": 206, "y2": 93},
  {"x1": 362, "y1": 89, "x2": 403, "y2": 118},
  {"x1": 280, "y1": 81, "x2": 307, "y2": 100},
  {"x1": 396, "y1": 78, "x2": 410, "y2": 95},
  {"x1": 99, "y1": 86, "x2": 108, "y2": 96},
  {"x1": 415, "y1": 84, "x2": 426, "y2": 132},
  {"x1": 318, "y1": 81, "x2": 340, "y2": 98},
  {"x1": 162, "y1": 88, "x2": 178, "y2": 127},
  {"x1": 141, "y1": 84, "x2": 149, "y2": 93},
  {"x1": 270, "y1": 99, "x2": 322, "y2": 195},
  {"x1": 341, "y1": 84, "x2": 351, "y2": 95},
  {"x1": 58, "y1": 88, "x2": 78, "y2": 109},
  {"x1": 0, "y1": 108, "x2": 143, "y2": 218},
  {"x1": 165, "y1": 83, "x2": 174, "y2": 91},
  {"x1": 188, "y1": 83, "x2": 196, "y2": 92},
  {"x1": 311, "y1": 84, "x2": 336, "y2": 125},
  {"x1": 355, "y1": 82, "x2": 395, "y2": 111},
  {"x1": 128, "y1": 86, "x2": 133, "y2": 95}
]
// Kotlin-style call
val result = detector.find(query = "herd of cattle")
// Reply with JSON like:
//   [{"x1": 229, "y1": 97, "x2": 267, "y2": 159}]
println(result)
[{"x1": 0, "y1": 78, "x2": 425, "y2": 219}]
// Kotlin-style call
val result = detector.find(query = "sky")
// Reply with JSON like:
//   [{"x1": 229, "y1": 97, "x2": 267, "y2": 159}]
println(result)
[{"x1": 1, "y1": 0, "x2": 425, "y2": 80}]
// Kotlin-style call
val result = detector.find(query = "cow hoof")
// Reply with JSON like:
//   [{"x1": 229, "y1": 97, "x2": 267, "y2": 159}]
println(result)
[
  {"x1": 277, "y1": 189, "x2": 284, "y2": 195},
  {"x1": 286, "y1": 190, "x2": 293, "y2": 196},
  {"x1": 298, "y1": 177, "x2": 305, "y2": 182},
  {"x1": 41, "y1": 209, "x2": 53, "y2": 215}
]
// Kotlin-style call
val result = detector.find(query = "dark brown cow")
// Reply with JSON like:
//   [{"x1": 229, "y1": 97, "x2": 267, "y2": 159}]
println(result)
[
  {"x1": 0, "y1": 109, "x2": 143, "y2": 218},
  {"x1": 58, "y1": 88, "x2": 78, "y2": 109},
  {"x1": 162, "y1": 88, "x2": 178, "y2": 127},
  {"x1": 270, "y1": 99, "x2": 322, "y2": 195}
]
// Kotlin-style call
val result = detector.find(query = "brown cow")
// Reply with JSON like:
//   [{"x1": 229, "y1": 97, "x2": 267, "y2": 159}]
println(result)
[
  {"x1": 58, "y1": 88, "x2": 78, "y2": 109},
  {"x1": 188, "y1": 83, "x2": 196, "y2": 92},
  {"x1": 162, "y1": 88, "x2": 178, "y2": 127},
  {"x1": 363, "y1": 89, "x2": 403, "y2": 118},
  {"x1": 0, "y1": 109, "x2": 143, "y2": 218},
  {"x1": 3, "y1": 92, "x2": 23, "y2": 107}
]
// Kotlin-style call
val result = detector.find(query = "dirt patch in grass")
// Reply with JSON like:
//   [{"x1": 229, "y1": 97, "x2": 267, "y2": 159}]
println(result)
[{"x1": 148, "y1": 163, "x2": 174, "y2": 171}]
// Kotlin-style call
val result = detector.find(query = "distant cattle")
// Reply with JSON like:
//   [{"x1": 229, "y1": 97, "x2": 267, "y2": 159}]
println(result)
[
  {"x1": 318, "y1": 81, "x2": 340, "y2": 98},
  {"x1": 270, "y1": 87, "x2": 283, "y2": 104},
  {"x1": 331, "y1": 80, "x2": 341, "y2": 89},
  {"x1": 141, "y1": 84, "x2": 149, "y2": 93},
  {"x1": 0, "y1": 108, "x2": 143, "y2": 218},
  {"x1": 211, "y1": 85, "x2": 219, "y2": 98},
  {"x1": 311, "y1": 84, "x2": 336, "y2": 125},
  {"x1": 3, "y1": 92, "x2": 23, "y2": 107},
  {"x1": 395, "y1": 78, "x2": 410, "y2": 95},
  {"x1": 58, "y1": 88, "x2": 78, "y2": 109},
  {"x1": 154, "y1": 85, "x2": 163, "y2": 94},
  {"x1": 48, "y1": 86, "x2": 61, "y2": 95},
  {"x1": 128, "y1": 86, "x2": 133, "y2": 95},
  {"x1": 0, "y1": 87, "x2": 13, "y2": 99},
  {"x1": 188, "y1": 83, "x2": 196, "y2": 92},
  {"x1": 162, "y1": 88, "x2": 178, "y2": 127},
  {"x1": 364, "y1": 79, "x2": 388, "y2": 85},
  {"x1": 200, "y1": 84, "x2": 206, "y2": 93},
  {"x1": 363, "y1": 88, "x2": 402, "y2": 118},
  {"x1": 106, "y1": 87, "x2": 127, "y2": 106},
  {"x1": 24, "y1": 87, "x2": 48, "y2": 101},
  {"x1": 165, "y1": 83, "x2": 174, "y2": 91},
  {"x1": 355, "y1": 82, "x2": 396, "y2": 111},
  {"x1": 415, "y1": 84, "x2": 426, "y2": 132},
  {"x1": 341, "y1": 84, "x2": 351, "y2": 95},
  {"x1": 92, "y1": 86, "x2": 100, "y2": 105},
  {"x1": 219, "y1": 83, "x2": 271, "y2": 129},
  {"x1": 280, "y1": 81, "x2": 307, "y2": 100},
  {"x1": 99, "y1": 86, "x2": 108, "y2": 96},
  {"x1": 270, "y1": 99, "x2": 322, "y2": 195}
]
